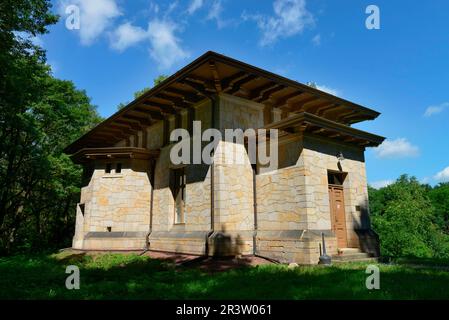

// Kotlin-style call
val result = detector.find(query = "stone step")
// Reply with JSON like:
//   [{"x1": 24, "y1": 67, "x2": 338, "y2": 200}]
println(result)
[
  {"x1": 332, "y1": 257, "x2": 378, "y2": 263},
  {"x1": 337, "y1": 248, "x2": 361, "y2": 254},
  {"x1": 332, "y1": 252, "x2": 372, "y2": 261}
]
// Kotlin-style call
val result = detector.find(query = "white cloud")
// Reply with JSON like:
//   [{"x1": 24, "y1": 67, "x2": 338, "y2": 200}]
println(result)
[
  {"x1": 188, "y1": 0, "x2": 204, "y2": 15},
  {"x1": 312, "y1": 34, "x2": 321, "y2": 46},
  {"x1": 61, "y1": 0, "x2": 121, "y2": 45},
  {"x1": 424, "y1": 102, "x2": 449, "y2": 117},
  {"x1": 374, "y1": 138, "x2": 420, "y2": 159},
  {"x1": 110, "y1": 22, "x2": 148, "y2": 52},
  {"x1": 316, "y1": 84, "x2": 339, "y2": 96},
  {"x1": 370, "y1": 180, "x2": 394, "y2": 189},
  {"x1": 207, "y1": 0, "x2": 228, "y2": 29},
  {"x1": 244, "y1": 0, "x2": 314, "y2": 46},
  {"x1": 434, "y1": 167, "x2": 449, "y2": 182},
  {"x1": 147, "y1": 19, "x2": 189, "y2": 69}
]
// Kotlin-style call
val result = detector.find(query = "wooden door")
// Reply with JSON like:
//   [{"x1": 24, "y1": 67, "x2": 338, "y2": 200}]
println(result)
[{"x1": 328, "y1": 186, "x2": 348, "y2": 248}]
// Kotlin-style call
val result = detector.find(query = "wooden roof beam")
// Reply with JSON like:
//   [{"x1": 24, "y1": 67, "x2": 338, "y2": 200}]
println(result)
[
  {"x1": 335, "y1": 110, "x2": 358, "y2": 123},
  {"x1": 221, "y1": 71, "x2": 248, "y2": 91},
  {"x1": 358, "y1": 141, "x2": 371, "y2": 146},
  {"x1": 114, "y1": 119, "x2": 145, "y2": 131},
  {"x1": 132, "y1": 108, "x2": 165, "y2": 121},
  {"x1": 345, "y1": 114, "x2": 363, "y2": 123},
  {"x1": 343, "y1": 137, "x2": 358, "y2": 143},
  {"x1": 328, "y1": 132, "x2": 342, "y2": 139},
  {"x1": 316, "y1": 104, "x2": 339, "y2": 117},
  {"x1": 321, "y1": 104, "x2": 347, "y2": 118},
  {"x1": 276, "y1": 91, "x2": 304, "y2": 108},
  {"x1": 102, "y1": 127, "x2": 135, "y2": 136},
  {"x1": 154, "y1": 93, "x2": 192, "y2": 109},
  {"x1": 109, "y1": 122, "x2": 138, "y2": 131},
  {"x1": 181, "y1": 76, "x2": 216, "y2": 96},
  {"x1": 312, "y1": 128, "x2": 326, "y2": 134},
  {"x1": 209, "y1": 61, "x2": 223, "y2": 92},
  {"x1": 224, "y1": 74, "x2": 259, "y2": 95},
  {"x1": 142, "y1": 101, "x2": 177, "y2": 114},
  {"x1": 121, "y1": 115, "x2": 154, "y2": 127},
  {"x1": 302, "y1": 100, "x2": 333, "y2": 113},
  {"x1": 251, "y1": 83, "x2": 286, "y2": 103},
  {"x1": 289, "y1": 96, "x2": 319, "y2": 112},
  {"x1": 162, "y1": 88, "x2": 202, "y2": 104}
]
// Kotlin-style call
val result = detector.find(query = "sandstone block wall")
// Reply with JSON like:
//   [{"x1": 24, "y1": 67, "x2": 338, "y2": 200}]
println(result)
[
  {"x1": 301, "y1": 134, "x2": 371, "y2": 248},
  {"x1": 72, "y1": 158, "x2": 152, "y2": 250},
  {"x1": 149, "y1": 101, "x2": 213, "y2": 254}
]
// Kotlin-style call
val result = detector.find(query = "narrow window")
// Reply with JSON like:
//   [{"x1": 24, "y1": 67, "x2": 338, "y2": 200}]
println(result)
[
  {"x1": 105, "y1": 163, "x2": 112, "y2": 174},
  {"x1": 172, "y1": 167, "x2": 186, "y2": 224},
  {"x1": 107, "y1": 226, "x2": 112, "y2": 232},
  {"x1": 116, "y1": 163, "x2": 122, "y2": 174}
]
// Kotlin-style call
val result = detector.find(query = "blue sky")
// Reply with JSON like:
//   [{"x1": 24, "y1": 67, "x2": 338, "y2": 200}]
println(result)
[{"x1": 40, "y1": 0, "x2": 449, "y2": 187}]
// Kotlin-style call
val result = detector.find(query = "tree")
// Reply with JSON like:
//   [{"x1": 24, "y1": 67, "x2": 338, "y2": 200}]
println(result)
[
  {"x1": 117, "y1": 75, "x2": 168, "y2": 110},
  {"x1": 0, "y1": 0, "x2": 101, "y2": 254},
  {"x1": 153, "y1": 74, "x2": 168, "y2": 86},
  {"x1": 369, "y1": 175, "x2": 449, "y2": 259},
  {"x1": 428, "y1": 183, "x2": 449, "y2": 233}
]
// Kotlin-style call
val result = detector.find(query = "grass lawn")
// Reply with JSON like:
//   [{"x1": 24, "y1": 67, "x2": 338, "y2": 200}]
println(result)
[{"x1": 0, "y1": 252, "x2": 448, "y2": 300}]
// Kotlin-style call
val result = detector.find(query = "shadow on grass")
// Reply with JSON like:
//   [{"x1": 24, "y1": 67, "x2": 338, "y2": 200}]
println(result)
[{"x1": 1, "y1": 254, "x2": 449, "y2": 300}]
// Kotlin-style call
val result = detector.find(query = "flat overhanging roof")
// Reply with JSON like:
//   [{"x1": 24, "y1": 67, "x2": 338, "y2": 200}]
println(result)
[
  {"x1": 263, "y1": 112, "x2": 385, "y2": 147},
  {"x1": 65, "y1": 51, "x2": 382, "y2": 154},
  {"x1": 71, "y1": 147, "x2": 160, "y2": 164}
]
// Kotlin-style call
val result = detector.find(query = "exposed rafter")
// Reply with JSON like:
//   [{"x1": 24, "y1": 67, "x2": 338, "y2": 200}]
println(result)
[
  {"x1": 335, "y1": 109, "x2": 358, "y2": 123},
  {"x1": 316, "y1": 104, "x2": 339, "y2": 117},
  {"x1": 225, "y1": 74, "x2": 258, "y2": 95},
  {"x1": 162, "y1": 88, "x2": 202, "y2": 104},
  {"x1": 114, "y1": 120, "x2": 145, "y2": 131},
  {"x1": 276, "y1": 91, "x2": 304, "y2": 108},
  {"x1": 155, "y1": 93, "x2": 191, "y2": 109},
  {"x1": 209, "y1": 61, "x2": 222, "y2": 92},
  {"x1": 250, "y1": 83, "x2": 286, "y2": 103},
  {"x1": 142, "y1": 101, "x2": 177, "y2": 114},
  {"x1": 132, "y1": 108, "x2": 165, "y2": 121},
  {"x1": 221, "y1": 71, "x2": 247, "y2": 91},
  {"x1": 121, "y1": 115, "x2": 153, "y2": 127},
  {"x1": 289, "y1": 96, "x2": 319, "y2": 112},
  {"x1": 181, "y1": 76, "x2": 216, "y2": 95}
]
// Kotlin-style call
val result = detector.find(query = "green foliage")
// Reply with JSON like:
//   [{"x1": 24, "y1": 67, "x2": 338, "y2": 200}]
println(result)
[
  {"x1": 428, "y1": 183, "x2": 449, "y2": 232},
  {"x1": 117, "y1": 75, "x2": 168, "y2": 110},
  {"x1": 153, "y1": 74, "x2": 168, "y2": 86},
  {"x1": 1, "y1": 252, "x2": 449, "y2": 299},
  {"x1": 0, "y1": 0, "x2": 101, "y2": 255},
  {"x1": 369, "y1": 175, "x2": 449, "y2": 259},
  {"x1": 133, "y1": 87, "x2": 151, "y2": 99}
]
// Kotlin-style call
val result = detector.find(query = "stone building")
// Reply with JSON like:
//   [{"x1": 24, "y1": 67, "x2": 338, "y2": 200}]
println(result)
[{"x1": 65, "y1": 52, "x2": 385, "y2": 264}]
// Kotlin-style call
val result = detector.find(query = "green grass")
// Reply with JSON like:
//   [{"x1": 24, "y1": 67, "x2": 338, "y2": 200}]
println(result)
[{"x1": 1, "y1": 252, "x2": 448, "y2": 299}]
